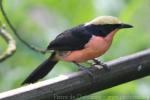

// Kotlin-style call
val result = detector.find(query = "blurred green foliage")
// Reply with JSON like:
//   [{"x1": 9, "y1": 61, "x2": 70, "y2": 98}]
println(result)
[{"x1": 0, "y1": 0, "x2": 150, "y2": 99}]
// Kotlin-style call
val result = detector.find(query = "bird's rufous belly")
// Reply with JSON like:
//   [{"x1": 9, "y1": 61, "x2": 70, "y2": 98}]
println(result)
[{"x1": 60, "y1": 35, "x2": 113, "y2": 62}]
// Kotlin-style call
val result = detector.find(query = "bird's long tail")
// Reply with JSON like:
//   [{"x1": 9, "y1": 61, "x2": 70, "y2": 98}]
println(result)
[{"x1": 21, "y1": 52, "x2": 58, "y2": 85}]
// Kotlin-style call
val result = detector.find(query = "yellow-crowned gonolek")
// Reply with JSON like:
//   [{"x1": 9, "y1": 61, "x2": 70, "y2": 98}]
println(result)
[{"x1": 22, "y1": 16, "x2": 133, "y2": 85}]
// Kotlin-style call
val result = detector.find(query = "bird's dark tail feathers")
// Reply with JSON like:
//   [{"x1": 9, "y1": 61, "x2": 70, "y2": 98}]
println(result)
[{"x1": 21, "y1": 52, "x2": 58, "y2": 85}]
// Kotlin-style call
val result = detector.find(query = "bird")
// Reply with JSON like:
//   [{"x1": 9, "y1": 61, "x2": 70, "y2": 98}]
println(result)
[{"x1": 22, "y1": 16, "x2": 133, "y2": 85}]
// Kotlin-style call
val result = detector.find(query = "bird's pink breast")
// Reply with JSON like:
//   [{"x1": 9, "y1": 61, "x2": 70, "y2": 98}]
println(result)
[
  {"x1": 61, "y1": 36, "x2": 110, "y2": 62},
  {"x1": 60, "y1": 30, "x2": 117, "y2": 62}
]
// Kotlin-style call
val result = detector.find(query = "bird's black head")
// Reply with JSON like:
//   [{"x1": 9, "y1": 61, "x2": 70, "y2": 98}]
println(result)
[{"x1": 84, "y1": 16, "x2": 133, "y2": 37}]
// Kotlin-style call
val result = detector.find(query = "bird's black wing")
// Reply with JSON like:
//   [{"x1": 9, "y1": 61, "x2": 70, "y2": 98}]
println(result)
[{"x1": 47, "y1": 25, "x2": 92, "y2": 51}]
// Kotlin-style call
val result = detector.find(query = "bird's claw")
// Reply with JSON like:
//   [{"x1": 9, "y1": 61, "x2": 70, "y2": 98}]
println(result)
[
  {"x1": 79, "y1": 67, "x2": 94, "y2": 78},
  {"x1": 93, "y1": 59, "x2": 110, "y2": 71},
  {"x1": 73, "y1": 62, "x2": 95, "y2": 79}
]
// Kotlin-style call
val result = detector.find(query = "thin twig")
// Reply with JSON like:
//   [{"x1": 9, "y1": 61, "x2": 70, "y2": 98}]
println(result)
[
  {"x1": 0, "y1": 25, "x2": 16, "y2": 62},
  {"x1": 0, "y1": 0, "x2": 46, "y2": 54}
]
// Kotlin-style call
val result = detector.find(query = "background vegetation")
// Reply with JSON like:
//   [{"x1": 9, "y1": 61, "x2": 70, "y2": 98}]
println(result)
[{"x1": 0, "y1": 0, "x2": 150, "y2": 99}]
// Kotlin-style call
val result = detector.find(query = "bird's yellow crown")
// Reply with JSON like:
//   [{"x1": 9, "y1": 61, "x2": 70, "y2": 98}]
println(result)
[{"x1": 85, "y1": 16, "x2": 121, "y2": 26}]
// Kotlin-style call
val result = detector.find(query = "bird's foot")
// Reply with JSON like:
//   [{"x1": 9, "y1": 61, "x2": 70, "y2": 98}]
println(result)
[
  {"x1": 92, "y1": 59, "x2": 110, "y2": 71},
  {"x1": 73, "y1": 62, "x2": 94, "y2": 78}
]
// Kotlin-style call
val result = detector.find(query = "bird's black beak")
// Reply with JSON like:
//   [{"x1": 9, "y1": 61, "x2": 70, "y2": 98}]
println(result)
[{"x1": 118, "y1": 23, "x2": 133, "y2": 29}]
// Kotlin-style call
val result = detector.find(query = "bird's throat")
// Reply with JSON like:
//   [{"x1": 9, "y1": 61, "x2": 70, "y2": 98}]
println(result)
[{"x1": 104, "y1": 29, "x2": 118, "y2": 43}]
